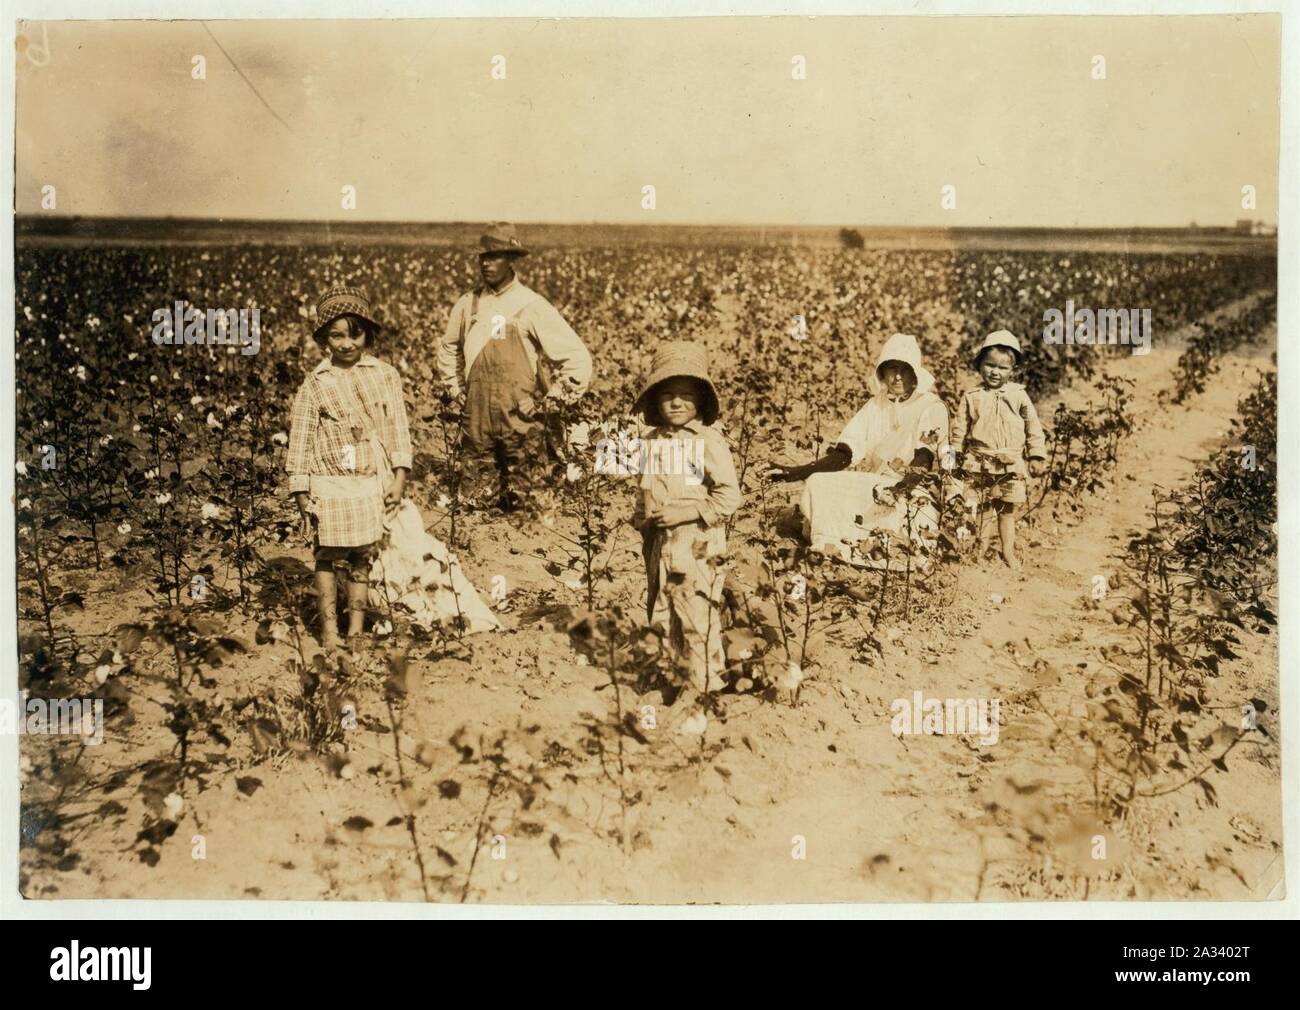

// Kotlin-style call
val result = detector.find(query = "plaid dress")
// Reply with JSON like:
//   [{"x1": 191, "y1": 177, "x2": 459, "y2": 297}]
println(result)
[{"x1": 286, "y1": 355, "x2": 413, "y2": 547}]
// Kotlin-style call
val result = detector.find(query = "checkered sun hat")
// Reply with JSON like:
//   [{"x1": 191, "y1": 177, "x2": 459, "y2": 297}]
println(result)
[{"x1": 311, "y1": 286, "x2": 382, "y2": 345}]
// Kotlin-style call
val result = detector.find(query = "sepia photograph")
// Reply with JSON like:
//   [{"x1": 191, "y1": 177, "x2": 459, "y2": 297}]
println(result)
[{"x1": 6, "y1": 7, "x2": 1289, "y2": 909}]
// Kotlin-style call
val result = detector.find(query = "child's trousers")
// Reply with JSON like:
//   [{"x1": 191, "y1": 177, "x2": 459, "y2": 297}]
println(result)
[{"x1": 644, "y1": 525, "x2": 727, "y2": 694}]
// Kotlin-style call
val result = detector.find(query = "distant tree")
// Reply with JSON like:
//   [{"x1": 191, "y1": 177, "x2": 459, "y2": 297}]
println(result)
[{"x1": 839, "y1": 227, "x2": 865, "y2": 249}]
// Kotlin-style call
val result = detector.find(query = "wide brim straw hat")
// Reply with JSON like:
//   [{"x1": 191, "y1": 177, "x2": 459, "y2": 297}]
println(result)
[
  {"x1": 633, "y1": 340, "x2": 721, "y2": 426},
  {"x1": 478, "y1": 221, "x2": 529, "y2": 257},
  {"x1": 972, "y1": 329, "x2": 1024, "y2": 368},
  {"x1": 311, "y1": 286, "x2": 382, "y2": 345}
]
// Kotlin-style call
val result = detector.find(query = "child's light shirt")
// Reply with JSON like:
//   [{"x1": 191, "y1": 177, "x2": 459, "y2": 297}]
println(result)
[
  {"x1": 634, "y1": 418, "x2": 742, "y2": 569},
  {"x1": 951, "y1": 382, "x2": 1046, "y2": 477}
]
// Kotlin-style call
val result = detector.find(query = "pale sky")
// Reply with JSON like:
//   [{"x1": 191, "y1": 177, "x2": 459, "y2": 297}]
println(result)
[{"x1": 14, "y1": 15, "x2": 1281, "y2": 227}]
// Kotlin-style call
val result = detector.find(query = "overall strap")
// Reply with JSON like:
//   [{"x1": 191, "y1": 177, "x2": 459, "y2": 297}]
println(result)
[
  {"x1": 506, "y1": 293, "x2": 542, "y2": 353},
  {"x1": 459, "y1": 289, "x2": 481, "y2": 343}
]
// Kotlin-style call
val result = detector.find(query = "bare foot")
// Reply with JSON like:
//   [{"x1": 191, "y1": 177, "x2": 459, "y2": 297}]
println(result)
[{"x1": 1002, "y1": 550, "x2": 1022, "y2": 571}]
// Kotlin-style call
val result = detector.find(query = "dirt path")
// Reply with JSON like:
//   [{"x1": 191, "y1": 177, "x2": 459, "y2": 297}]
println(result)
[
  {"x1": 620, "y1": 289, "x2": 1281, "y2": 904},
  {"x1": 21, "y1": 292, "x2": 1280, "y2": 904}
]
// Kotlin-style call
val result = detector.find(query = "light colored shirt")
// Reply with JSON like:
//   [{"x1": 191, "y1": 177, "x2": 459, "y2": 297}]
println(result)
[
  {"x1": 835, "y1": 391, "x2": 950, "y2": 473},
  {"x1": 951, "y1": 382, "x2": 1047, "y2": 475},
  {"x1": 633, "y1": 419, "x2": 742, "y2": 529},
  {"x1": 437, "y1": 277, "x2": 592, "y2": 401}
]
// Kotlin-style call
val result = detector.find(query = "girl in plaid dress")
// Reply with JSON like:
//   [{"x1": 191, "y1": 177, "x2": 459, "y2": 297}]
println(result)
[{"x1": 286, "y1": 287, "x2": 413, "y2": 651}]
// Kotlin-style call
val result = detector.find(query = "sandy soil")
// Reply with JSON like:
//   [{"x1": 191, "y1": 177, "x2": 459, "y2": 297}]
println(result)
[{"x1": 18, "y1": 291, "x2": 1281, "y2": 905}]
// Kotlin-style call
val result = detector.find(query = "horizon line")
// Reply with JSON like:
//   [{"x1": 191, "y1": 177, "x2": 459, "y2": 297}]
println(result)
[{"x1": 14, "y1": 214, "x2": 1279, "y2": 232}]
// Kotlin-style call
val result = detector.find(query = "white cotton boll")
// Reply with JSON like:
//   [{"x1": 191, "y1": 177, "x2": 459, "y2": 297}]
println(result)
[
  {"x1": 118, "y1": 522, "x2": 132, "y2": 535},
  {"x1": 190, "y1": 395, "x2": 203, "y2": 406},
  {"x1": 678, "y1": 712, "x2": 708, "y2": 737},
  {"x1": 200, "y1": 503, "x2": 221, "y2": 521},
  {"x1": 94, "y1": 664, "x2": 112, "y2": 685},
  {"x1": 781, "y1": 662, "x2": 804, "y2": 693},
  {"x1": 206, "y1": 412, "x2": 222, "y2": 429},
  {"x1": 271, "y1": 432, "x2": 289, "y2": 446},
  {"x1": 15, "y1": 462, "x2": 28, "y2": 476},
  {"x1": 567, "y1": 421, "x2": 591, "y2": 448},
  {"x1": 155, "y1": 492, "x2": 172, "y2": 506},
  {"x1": 163, "y1": 792, "x2": 184, "y2": 818}
]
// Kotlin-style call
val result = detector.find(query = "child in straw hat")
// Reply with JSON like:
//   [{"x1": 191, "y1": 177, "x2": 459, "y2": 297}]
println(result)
[
  {"x1": 950, "y1": 330, "x2": 1047, "y2": 570},
  {"x1": 632, "y1": 342, "x2": 742, "y2": 700},
  {"x1": 286, "y1": 286, "x2": 413, "y2": 651}
]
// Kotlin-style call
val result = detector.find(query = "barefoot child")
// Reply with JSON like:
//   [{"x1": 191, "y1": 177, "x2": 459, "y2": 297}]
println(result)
[
  {"x1": 286, "y1": 287, "x2": 413, "y2": 651},
  {"x1": 631, "y1": 342, "x2": 742, "y2": 700},
  {"x1": 950, "y1": 330, "x2": 1046, "y2": 569}
]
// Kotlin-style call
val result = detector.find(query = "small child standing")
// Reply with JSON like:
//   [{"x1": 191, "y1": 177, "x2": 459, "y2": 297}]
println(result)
[
  {"x1": 950, "y1": 330, "x2": 1047, "y2": 569},
  {"x1": 286, "y1": 287, "x2": 413, "y2": 651},
  {"x1": 632, "y1": 342, "x2": 742, "y2": 701}
]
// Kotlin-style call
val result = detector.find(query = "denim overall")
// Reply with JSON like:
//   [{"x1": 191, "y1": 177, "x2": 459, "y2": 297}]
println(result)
[{"x1": 461, "y1": 292, "x2": 553, "y2": 499}]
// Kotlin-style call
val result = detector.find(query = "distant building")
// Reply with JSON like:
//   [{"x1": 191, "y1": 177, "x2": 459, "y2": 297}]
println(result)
[{"x1": 1236, "y1": 218, "x2": 1254, "y2": 233}]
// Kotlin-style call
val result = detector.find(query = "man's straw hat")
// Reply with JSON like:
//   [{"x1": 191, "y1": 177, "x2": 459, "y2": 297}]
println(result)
[{"x1": 478, "y1": 221, "x2": 529, "y2": 257}]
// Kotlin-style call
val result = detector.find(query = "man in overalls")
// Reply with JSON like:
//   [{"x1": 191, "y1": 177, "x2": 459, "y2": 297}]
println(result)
[{"x1": 437, "y1": 223, "x2": 593, "y2": 510}]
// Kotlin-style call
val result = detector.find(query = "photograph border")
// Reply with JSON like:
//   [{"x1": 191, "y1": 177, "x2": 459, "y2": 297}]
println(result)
[{"x1": 3, "y1": 0, "x2": 1295, "y2": 920}]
